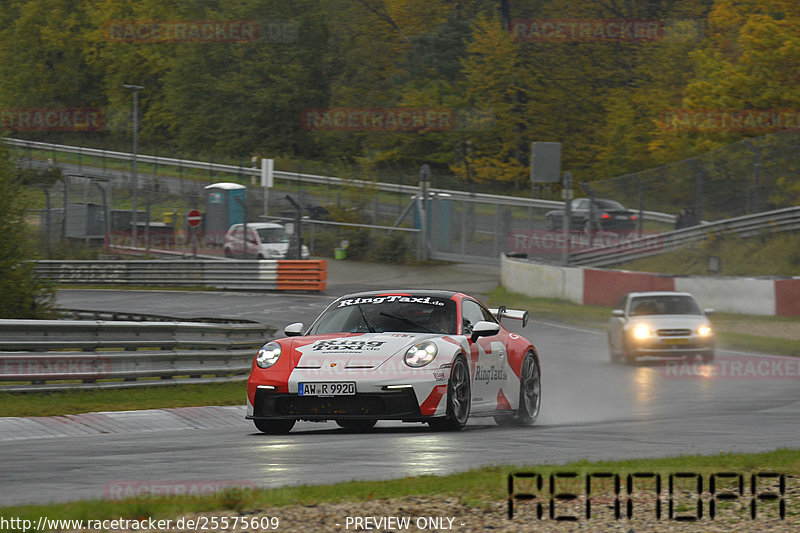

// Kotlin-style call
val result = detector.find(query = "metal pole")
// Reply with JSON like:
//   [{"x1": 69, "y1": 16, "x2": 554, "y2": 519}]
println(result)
[
  {"x1": 419, "y1": 164, "x2": 431, "y2": 260},
  {"x1": 561, "y1": 172, "x2": 573, "y2": 265},
  {"x1": 124, "y1": 84, "x2": 144, "y2": 246}
]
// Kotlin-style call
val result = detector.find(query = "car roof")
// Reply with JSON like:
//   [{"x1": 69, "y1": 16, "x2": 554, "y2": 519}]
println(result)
[
  {"x1": 335, "y1": 289, "x2": 464, "y2": 300},
  {"x1": 627, "y1": 291, "x2": 695, "y2": 298},
  {"x1": 230, "y1": 222, "x2": 283, "y2": 229}
]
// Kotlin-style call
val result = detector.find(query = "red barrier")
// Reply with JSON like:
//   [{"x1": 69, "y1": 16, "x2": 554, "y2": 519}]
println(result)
[
  {"x1": 276, "y1": 260, "x2": 327, "y2": 291},
  {"x1": 775, "y1": 279, "x2": 800, "y2": 317},
  {"x1": 583, "y1": 268, "x2": 675, "y2": 307}
]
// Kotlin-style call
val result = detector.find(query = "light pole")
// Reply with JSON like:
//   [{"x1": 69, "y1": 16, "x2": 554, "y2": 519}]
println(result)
[
  {"x1": 124, "y1": 84, "x2": 144, "y2": 246},
  {"x1": 743, "y1": 139, "x2": 761, "y2": 214}
]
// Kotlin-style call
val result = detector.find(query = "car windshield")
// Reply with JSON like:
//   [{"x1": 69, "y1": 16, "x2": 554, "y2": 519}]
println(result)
[
  {"x1": 307, "y1": 295, "x2": 457, "y2": 335},
  {"x1": 629, "y1": 296, "x2": 702, "y2": 316},
  {"x1": 256, "y1": 227, "x2": 288, "y2": 243}
]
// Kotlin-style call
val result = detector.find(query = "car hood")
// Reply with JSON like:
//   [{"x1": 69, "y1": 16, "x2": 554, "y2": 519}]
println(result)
[
  {"x1": 626, "y1": 315, "x2": 709, "y2": 330},
  {"x1": 286, "y1": 332, "x2": 444, "y2": 369}
]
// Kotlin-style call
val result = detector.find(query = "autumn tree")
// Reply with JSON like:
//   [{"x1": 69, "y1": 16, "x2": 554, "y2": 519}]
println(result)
[{"x1": 0, "y1": 148, "x2": 55, "y2": 318}]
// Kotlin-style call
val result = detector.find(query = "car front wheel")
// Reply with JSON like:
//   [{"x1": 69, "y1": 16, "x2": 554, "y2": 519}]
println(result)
[
  {"x1": 429, "y1": 355, "x2": 470, "y2": 431},
  {"x1": 253, "y1": 419, "x2": 295, "y2": 434}
]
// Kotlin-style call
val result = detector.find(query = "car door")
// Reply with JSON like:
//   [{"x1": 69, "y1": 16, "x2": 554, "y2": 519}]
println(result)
[
  {"x1": 230, "y1": 226, "x2": 244, "y2": 257},
  {"x1": 245, "y1": 228, "x2": 259, "y2": 258},
  {"x1": 462, "y1": 299, "x2": 509, "y2": 413}
]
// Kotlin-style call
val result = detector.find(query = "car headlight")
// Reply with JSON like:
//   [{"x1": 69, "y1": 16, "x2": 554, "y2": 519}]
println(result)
[
  {"x1": 631, "y1": 324, "x2": 652, "y2": 340},
  {"x1": 697, "y1": 324, "x2": 712, "y2": 337},
  {"x1": 404, "y1": 341, "x2": 438, "y2": 367},
  {"x1": 256, "y1": 342, "x2": 282, "y2": 368}
]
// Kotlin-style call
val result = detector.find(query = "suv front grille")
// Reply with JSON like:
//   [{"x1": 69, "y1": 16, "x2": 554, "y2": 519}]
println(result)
[{"x1": 657, "y1": 328, "x2": 691, "y2": 337}]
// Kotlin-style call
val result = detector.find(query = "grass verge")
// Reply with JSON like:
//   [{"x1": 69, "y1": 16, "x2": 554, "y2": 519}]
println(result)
[
  {"x1": 487, "y1": 287, "x2": 800, "y2": 357},
  {"x1": 1, "y1": 449, "x2": 796, "y2": 523},
  {"x1": 0, "y1": 381, "x2": 246, "y2": 418}
]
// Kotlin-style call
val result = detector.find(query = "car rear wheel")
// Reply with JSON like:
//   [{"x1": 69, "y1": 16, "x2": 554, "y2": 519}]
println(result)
[
  {"x1": 253, "y1": 419, "x2": 295, "y2": 434},
  {"x1": 512, "y1": 353, "x2": 541, "y2": 426},
  {"x1": 428, "y1": 355, "x2": 470, "y2": 431},
  {"x1": 335, "y1": 419, "x2": 377, "y2": 431}
]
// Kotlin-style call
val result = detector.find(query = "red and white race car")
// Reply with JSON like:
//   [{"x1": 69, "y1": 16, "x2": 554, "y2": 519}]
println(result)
[{"x1": 246, "y1": 290, "x2": 541, "y2": 433}]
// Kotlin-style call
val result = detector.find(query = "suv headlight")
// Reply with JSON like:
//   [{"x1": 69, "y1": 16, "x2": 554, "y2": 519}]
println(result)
[
  {"x1": 256, "y1": 342, "x2": 282, "y2": 368},
  {"x1": 404, "y1": 341, "x2": 438, "y2": 367},
  {"x1": 697, "y1": 324, "x2": 712, "y2": 337},
  {"x1": 631, "y1": 324, "x2": 652, "y2": 340}
]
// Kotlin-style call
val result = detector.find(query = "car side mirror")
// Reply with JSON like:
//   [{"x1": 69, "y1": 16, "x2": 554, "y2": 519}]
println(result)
[
  {"x1": 470, "y1": 321, "x2": 501, "y2": 342},
  {"x1": 704, "y1": 308, "x2": 715, "y2": 316},
  {"x1": 284, "y1": 322, "x2": 304, "y2": 336},
  {"x1": 612, "y1": 309, "x2": 625, "y2": 317}
]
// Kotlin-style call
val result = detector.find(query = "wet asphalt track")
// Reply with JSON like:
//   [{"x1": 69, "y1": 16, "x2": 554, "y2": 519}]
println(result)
[{"x1": 1, "y1": 262, "x2": 798, "y2": 506}]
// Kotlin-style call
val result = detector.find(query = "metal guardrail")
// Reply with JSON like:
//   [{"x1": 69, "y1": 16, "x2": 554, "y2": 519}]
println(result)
[
  {"x1": 569, "y1": 206, "x2": 800, "y2": 267},
  {"x1": 57, "y1": 308, "x2": 259, "y2": 324},
  {"x1": 0, "y1": 318, "x2": 273, "y2": 392},
  {"x1": 4, "y1": 137, "x2": 676, "y2": 224},
  {"x1": 33, "y1": 259, "x2": 327, "y2": 291}
]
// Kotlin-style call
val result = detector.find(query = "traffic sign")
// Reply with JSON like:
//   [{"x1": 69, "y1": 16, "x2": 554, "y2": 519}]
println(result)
[{"x1": 187, "y1": 210, "x2": 202, "y2": 227}]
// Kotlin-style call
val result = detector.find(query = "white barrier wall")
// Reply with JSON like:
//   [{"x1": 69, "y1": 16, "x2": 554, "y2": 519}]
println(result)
[
  {"x1": 500, "y1": 255, "x2": 583, "y2": 304},
  {"x1": 675, "y1": 277, "x2": 776, "y2": 316},
  {"x1": 501, "y1": 255, "x2": 798, "y2": 316}
]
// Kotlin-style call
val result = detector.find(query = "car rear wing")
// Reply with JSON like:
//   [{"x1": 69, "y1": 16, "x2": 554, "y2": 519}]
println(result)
[{"x1": 488, "y1": 306, "x2": 529, "y2": 327}]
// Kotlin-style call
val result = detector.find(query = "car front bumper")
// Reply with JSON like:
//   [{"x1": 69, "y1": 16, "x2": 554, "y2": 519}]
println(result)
[{"x1": 248, "y1": 387, "x2": 425, "y2": 421}]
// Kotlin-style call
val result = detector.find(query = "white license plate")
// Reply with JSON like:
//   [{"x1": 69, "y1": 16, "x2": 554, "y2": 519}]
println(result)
[{"x1": 298, "y1": 382, "x2": 356, "y2": 396}]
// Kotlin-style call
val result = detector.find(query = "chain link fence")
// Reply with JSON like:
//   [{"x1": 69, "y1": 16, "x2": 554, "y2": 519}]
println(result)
[
  {"x1": 586, "y1": 130, "x2": 800, "y2": 226},
  {"x1": 12, "y1": 132, "x2": 797, "y2": 265}
]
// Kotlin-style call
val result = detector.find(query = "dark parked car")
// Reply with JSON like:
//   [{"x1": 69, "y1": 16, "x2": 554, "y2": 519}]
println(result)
[{"x1": 545, "y1": 198, "x2": 637, "y2": 233}]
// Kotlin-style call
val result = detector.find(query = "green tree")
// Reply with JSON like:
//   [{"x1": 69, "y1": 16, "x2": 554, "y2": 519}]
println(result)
[
  {"x1": 650, "y1": 0, "x2": 800, "y2": 158},
  {"x1": 0, "y1": 148, "x2": 55, "y2": 318},
  {"x1": 455, "y1": 14, "x2": 529, "y2": 189}
]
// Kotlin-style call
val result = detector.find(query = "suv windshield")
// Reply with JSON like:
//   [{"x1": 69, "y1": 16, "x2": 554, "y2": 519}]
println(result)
[
  {"x1": 307, "y1": 295, "x2": 457, "y2": 335},
  {"x1": 630, "y1": 296, "x2": 701, "y2": 316},
  {"x1": 257, "y1": 227, "x2": 288, "y2": 243}
]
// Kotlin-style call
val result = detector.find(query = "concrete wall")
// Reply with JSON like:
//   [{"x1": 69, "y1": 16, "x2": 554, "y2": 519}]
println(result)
[
  {"x1": 501, "y1": 255, "x2": 583, "y2": 304},
  {"x1": 675, "y1": 277, "x2": 775, "y2": 316},
  {"x1": 500, "y1": 255, "x2": 799, "y2": 317}
]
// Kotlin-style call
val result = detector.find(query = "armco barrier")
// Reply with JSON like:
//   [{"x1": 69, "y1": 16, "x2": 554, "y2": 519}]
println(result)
[
  {"x1": 33, "y1": 259, "x2": 326, "y2": 291},
  {"x1": 0, "y1": 318, "x2": 273, "y2": 392},
  {"x1": 501, "y1": 254, "x2": 800, "y2": 317}
]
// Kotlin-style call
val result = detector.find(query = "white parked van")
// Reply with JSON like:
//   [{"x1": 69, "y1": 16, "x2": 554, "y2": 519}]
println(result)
[{"x1": 223, "y1": 222, "x2": 310, "y2": 259}]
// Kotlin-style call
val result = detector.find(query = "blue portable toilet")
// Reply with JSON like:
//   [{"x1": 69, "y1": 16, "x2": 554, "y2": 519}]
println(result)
[{"x1": 204, "y1": 182, "x2": 246, "y2": 234}]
